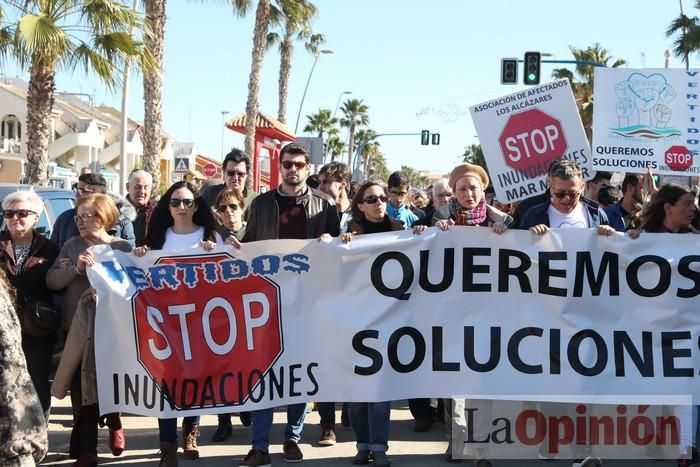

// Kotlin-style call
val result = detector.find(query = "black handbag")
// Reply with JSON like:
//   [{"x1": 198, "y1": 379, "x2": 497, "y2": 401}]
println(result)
[{"x1": 20, "y1": 298, "x2": 60, "y2": 338}]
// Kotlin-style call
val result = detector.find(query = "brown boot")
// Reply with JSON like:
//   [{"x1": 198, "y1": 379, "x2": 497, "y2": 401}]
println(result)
[
  {"x1": 158, "y1": 441, "x2": 178, "y2": 467},
  {"x1": 182, "y1": 422, "x2": 200, "y2": 460}
]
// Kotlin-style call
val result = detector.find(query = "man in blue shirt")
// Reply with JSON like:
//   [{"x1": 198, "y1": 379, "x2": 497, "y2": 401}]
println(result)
[{"x1": 385, "y1": 171, "x2": 424, "y2": 227}]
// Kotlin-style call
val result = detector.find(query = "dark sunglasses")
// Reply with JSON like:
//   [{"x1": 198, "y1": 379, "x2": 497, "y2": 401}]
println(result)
[
  {"x1": 361, "y1": 194, "x2": 388, "y2": 204},
  {"x1": 169, "y1": 198, "x2": 195, "y2": 208},
  {"x1": 216, "y1": 203, "x2": 240, "y2": 213},
  {"x1": 226, "y1": 170, "x2": 247, "y2": 178},
  {"x1": 3, "y1": 209, "x2": 36, "y2": 219},
  {"x1": 552, "y1": 191, "x2": 581, "y2": 199},
  {"x1": 281, "y1": 160, "x2": 308, "y2": 170}
]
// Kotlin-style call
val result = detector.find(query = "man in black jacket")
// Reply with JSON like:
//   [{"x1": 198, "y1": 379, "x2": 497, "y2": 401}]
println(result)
[{"x1": 239, "y1": 143, "x2": 339, "y2": 467}]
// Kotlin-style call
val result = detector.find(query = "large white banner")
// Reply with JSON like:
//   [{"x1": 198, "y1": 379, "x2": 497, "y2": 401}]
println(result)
[
  {"x1": 592, "y1": 68, "x2": 700, "y2": 175},
  {"x1": 89, "y1": 228, "x2": 700, "y2": 417},
  {"x1": 470, "y1": 79, "x2": 591, "y2": 203}
]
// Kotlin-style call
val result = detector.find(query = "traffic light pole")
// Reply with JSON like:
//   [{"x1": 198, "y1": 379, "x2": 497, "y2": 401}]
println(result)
[{"x1": 518, "y1": 59, "x2": 606, "y2": 67}]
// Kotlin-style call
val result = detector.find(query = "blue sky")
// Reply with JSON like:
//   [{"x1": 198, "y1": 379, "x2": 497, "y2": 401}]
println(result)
[{"x1": 4, "y1": 0, "x2": 696, "y2": 175}]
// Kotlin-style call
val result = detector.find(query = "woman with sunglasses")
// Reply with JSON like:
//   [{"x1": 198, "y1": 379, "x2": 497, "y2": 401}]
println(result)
[
  {"x1": 47, "y1": 193, "x2": 132, "y2": 466},
  {"x1": 134, "y1": 181, "x2": 225, "y2": 466},
  {"x1": 0, "y1": 190, "x2": 59, "y2": 422},
  {"x1": 214, "y1": 187, "x2": 247, "y2": 242},
  {"x1": 339, "y1": 180, "x2": 426, "y2": 467}
]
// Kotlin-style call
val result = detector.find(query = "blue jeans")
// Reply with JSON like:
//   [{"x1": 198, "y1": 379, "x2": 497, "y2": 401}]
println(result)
[
  {"x1": 350, "y1": 401, "x2": 391, "y2": 452},
  {"x1": 158, "y1": 416, "x2": 200, "y2": 443},
  {"x1": 251, "y1": 403, "x2": 307, "y2": 451}
]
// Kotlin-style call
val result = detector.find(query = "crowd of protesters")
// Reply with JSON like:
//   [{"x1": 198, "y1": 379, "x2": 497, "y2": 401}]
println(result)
[{"x1": 0, "y1": 141, "x2": 699, "y2": 467}]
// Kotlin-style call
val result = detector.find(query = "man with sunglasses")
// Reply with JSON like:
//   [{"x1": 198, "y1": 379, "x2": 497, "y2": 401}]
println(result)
[
  {"x1": 239, "y1": 142, "x2": 339, "y2": 467},
  {"x1": 520, "y1": 159, "x2": 610, "y2": 234},
  {"x1": 50, "y1": 173, "x2": 136, "y2": 250},
  {"x1": 201, "y1": 148, "x2": 257, "y2": 212}
]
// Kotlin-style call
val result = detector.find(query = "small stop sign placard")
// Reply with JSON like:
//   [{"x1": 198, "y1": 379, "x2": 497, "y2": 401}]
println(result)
[
  {"x1": 498, "y1": 108, "x2": 568, "y2": 177},
  {"x1": 665, "y1": 145, "x2": 693, "y2": 171},
  {"x1": 203, "y1": 163, "x2": 218, "y2": 177},
  {"x1": 132, "y1": 253, "x2": 282, "y2": 409}
]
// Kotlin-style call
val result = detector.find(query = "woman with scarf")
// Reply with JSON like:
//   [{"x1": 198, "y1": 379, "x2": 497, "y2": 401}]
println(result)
[{"x1": 431, "y1": 162, "x2": 509, "y2": 467}]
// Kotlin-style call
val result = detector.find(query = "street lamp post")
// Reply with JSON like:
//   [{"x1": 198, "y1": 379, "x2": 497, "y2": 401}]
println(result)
[
  {"x1": 220, "y1": 110, "x2": 230, "y2": 160},
  {"x1": 294, "y1": 49, "x2": 333, "y2": 134},
  {"x1": 332, "y1": 91, "x2": 352, "y2": 121}
]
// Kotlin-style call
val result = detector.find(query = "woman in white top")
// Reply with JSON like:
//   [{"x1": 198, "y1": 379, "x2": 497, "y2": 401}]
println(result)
[{"x1": 134, "y1": 181, "x2": 225, "y2": 465}]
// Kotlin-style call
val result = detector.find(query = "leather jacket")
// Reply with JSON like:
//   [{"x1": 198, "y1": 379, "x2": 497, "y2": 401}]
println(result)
[{"x1": 242, "y1": 186, "x2": 340, "y2": 242}]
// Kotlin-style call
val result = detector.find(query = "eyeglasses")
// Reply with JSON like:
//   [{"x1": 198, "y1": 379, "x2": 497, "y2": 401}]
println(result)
[
  {"x1": 389, "y1": 190, "x2": 408, "y2": 197},
  {"x1": 552, "y1": 191, "x2": 581, "y2": 199},
  {"x1": 74, "y1": 212, "x2": 97, "y2": 224},
  {"x1": 361, "y1": 194, "x2": 388, "y2": 204},
  {"x1": 216, "y1": 203, "x2": 240, "y2": 213},
  {"x1": 281, "y1": 160, "x2": 308, "y2": 170},
  {"x1": 437, "y1": 192, "x2": 453, "y2": 198},
  {"x1": 3, "y1": 209, "x2": 36, "y2": 219},
  {"x1": 169, "y1": 198, "x2": 195, "y2": 208},
  {"x1": 226, "y1": 170, "x2": 247, "y2": 179}
]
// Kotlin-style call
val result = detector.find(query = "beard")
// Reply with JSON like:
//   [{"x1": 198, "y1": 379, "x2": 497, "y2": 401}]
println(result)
[{"x1": 283, "y1": 174, "x2": 306, "y2": 186}]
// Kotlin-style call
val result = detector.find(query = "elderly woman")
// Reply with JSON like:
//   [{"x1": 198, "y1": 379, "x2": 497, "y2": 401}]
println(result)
[
  {"x1": 431, "y1": 163, "x2": 510, "y2": 466},
  {"x1": 0, "y1": 190, "x2": 59, "y2": 421},
  {"x1": 214, "y1": 187, "x2": 247, "y2": 242},
  {"x1": 340, "y1": 180, "x2": 427, "y2": 467},
  {"x1": 47, "y1": 193, "x2": 132, "y2": 465},
  {"x1": 433, "y1": 163, "x2": 512, "y2": 232}
]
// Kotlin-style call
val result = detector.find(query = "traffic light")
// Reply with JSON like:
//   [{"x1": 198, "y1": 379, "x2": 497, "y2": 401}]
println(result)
[
  {"x1": 501, "y1": 58, "x2": 518, "y2": 84},
  {"x1": 421, "y1": 130, "x2": 430, "y2": 145},
  {"x1": 431, "y1": 133, "x2": 440, "y2": 145},
  {"x1": 524, "y1": 51, "x2": 541, "y2": 85}
]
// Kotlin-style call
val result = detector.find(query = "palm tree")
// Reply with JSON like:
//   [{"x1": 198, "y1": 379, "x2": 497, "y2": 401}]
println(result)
[
  {"x1": 304, "y1": 108, "x2": 336, "y2": 136},
  {"x1": 0, "y1": 1, "x2": 152, "y2": 185},
  {"x1": 400, "y1": 165, "x2": 430, "y2": 189},
  {"x1": 326, "y1": 135, "x2": 345, "y2": 162},
  {"x1": 354, "y1": 128, "x2": 378, "y2": 177},
  {"x1": 462, "y1": 143, "x2": 489, "y2": 178},
  {"x1": 266, "y1": 0, "x2": 320, "y2": 124},
  {"x1": 551, "y1": 44, "x2": 626, "y2": 141},
  {"x1": 143, "y1": 0, "x2": 166, "y2": 190},
  {"x1": 231, "y1": 0, "x2": 272, "y2": 161},
  {"x1": 666, "y1": 4, "x2": 700, "y2": 70},
  {"x1": 340, "y1": 98, "x2": 369, "y2": 169}
]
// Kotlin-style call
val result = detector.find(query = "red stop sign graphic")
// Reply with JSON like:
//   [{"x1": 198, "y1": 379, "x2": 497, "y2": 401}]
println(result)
[
  {"x1": 203, "y1": 163, "x2": 217, "y2": 177},
  {"x1": 132, "y1": 253, "x2": 282, "y2": 409},
  {"x1": 498, "y1": 109, "x2": 568, "y2": 177},
  {"x1": 665, "y1": 145, "x2": 693, "y2": 171}
]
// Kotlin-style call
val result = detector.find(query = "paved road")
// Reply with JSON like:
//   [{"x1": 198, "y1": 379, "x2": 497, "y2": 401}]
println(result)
[{"x1": 44, "y1": 397, "x2": 680, "y2": 466}]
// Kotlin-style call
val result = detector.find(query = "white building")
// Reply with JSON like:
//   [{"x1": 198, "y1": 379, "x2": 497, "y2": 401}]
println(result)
[{"x1": 0, "y1": 77, "x2": 196, "y2": 191}]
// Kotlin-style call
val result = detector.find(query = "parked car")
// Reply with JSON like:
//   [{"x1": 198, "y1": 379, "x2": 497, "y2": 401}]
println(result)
[{"x1": 0, "y1": 183, "x2": 75, "y2": 238}]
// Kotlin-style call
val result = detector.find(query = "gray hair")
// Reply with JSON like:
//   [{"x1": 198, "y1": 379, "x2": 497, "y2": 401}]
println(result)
[
  {"x1": 2, "y1": 190, "x2": 43, "y2": 215},
  {"x1": 128, "y1": 169, "x2": 153, "y2": 185},
  {"x1": 432, "y1": 178, "x2": 450, "y2": 193},
  {"x1": 548, "y1": 159, "x2": 582, "y2": 181}
]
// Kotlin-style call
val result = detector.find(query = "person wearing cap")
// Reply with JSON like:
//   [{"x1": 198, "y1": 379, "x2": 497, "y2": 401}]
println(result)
[
  {"x1": 431, "y1": 162, "x2": 511, "y2": 466},
  {"x1": 433, "y1": 162, "x2": 512, "y2": 233}
]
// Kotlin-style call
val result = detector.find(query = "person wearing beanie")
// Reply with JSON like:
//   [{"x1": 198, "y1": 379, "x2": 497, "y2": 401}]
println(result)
[{"x1": 433, "y1": 162, "x2": 512, "y2": 232}]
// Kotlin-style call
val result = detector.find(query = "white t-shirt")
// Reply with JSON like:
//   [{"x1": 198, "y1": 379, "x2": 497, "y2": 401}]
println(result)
[
  {"x1": 161, "y1": 226, "x2": 224, "y2": 250},
  {"x1": 547, "y1": 203, "x2": 589, "y2": 229}
]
